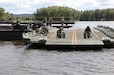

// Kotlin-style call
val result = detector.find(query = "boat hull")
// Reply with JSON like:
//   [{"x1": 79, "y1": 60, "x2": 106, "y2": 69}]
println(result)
[{"x1": 0, "y1": 31, "x2": 24, "y2": 40}]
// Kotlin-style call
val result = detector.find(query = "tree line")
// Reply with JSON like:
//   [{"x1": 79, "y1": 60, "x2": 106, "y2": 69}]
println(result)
[
  {"x1": 34, "y1": 6, "x2": 79, "y2": 21},
  {"x1": 0, "y1": 8, "x2": 14, "y2": 21},
  {"x1": 0, "y1": 7, "x2": 34, "y2": 21},
  {"x1": 1, "y1": 6, "x2": 114, "y2": 21},
  {"x1": 79, "y1": 9, "x2": 114, "y2": 21},
  {"x1": 34, "y1": 6, "x2": 114, "y2": 21}
]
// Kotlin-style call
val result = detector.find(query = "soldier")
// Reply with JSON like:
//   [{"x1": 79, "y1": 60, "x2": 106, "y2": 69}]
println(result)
[
  {"x1": 57, "y1": 27, "x2": 62, "y2": 38},
  {"x1": 16, "y1": 18, "x2": 21, "y2": 26},
  {"x1": 84, "y1": 26, "x2": 91, "y2": 38},
  {"x1": 61, "y1": 31, "x2": 65, "y2": 38}
]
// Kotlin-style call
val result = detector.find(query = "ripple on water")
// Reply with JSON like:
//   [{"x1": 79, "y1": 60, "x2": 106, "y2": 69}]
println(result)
[{"x1": 0, "y1": 42, "x2": 114, "y2": 75}]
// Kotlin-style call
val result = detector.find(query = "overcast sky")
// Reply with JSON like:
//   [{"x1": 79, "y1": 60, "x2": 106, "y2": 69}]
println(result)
[{"x1": 0, "y1": 0, "x2": 114, "y2": 14}]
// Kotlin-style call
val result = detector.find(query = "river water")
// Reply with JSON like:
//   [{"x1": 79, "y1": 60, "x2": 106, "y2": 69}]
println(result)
[{"x1": 0, "y1": 21, "x2": 114, "y2": 75}]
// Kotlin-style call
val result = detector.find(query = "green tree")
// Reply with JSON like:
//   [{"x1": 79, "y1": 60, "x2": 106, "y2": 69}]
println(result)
[
  {"x1": 0, "y1": 8, "x2": 5, "y2": 20},
  {"x1": 34, "y1": 6, "x2": 78, "y2": 21}
]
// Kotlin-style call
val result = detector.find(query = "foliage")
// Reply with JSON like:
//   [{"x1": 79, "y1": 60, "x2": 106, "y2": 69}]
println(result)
[
  {"x1": 0, "y1": 7, "x2": 34, "y2": 21},
  {"x1": 34, "y1": 6, "x2": 79, "y2": 21},
  {"x1": 14, "y1": 16, "x2": 34, "y2": 21},
  {"x1": 1, "y1": 6, "x2": 114, "y2": 21},
  {"x1": 34, "y1": 6, "x2": 114, "y2": 21},
  {"x1": 0, "y1": 8, "x2": 5, "y2": 20},
  {"x1": 0, "y1": 7, "x2": 14, "y2": 21},
  {"x1": 79, "y1": 9, "x2": 114, "y2": 21}
]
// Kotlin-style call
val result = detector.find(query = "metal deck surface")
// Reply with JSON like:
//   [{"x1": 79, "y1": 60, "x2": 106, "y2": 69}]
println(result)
[
  {"x1": 23, "y1": 27, "x2": 113, "y2": 50},
  {"x1": 46, "y1": 28, "x2": 104, "y2": 45}
]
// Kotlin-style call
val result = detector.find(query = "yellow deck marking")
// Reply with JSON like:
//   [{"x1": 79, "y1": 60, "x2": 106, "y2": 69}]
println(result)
[
  {"x1": 72, "y1": 29, "x2": 74, "y2": 44},
  {"x1": 72, "y1": 29, "x2": 77, "y2": 44},
  {"x1": 48, "y1": 32, "x2": 56, "y2": 40},
  {"x1": 74, "y1": 29, "x2": 77, "y2": 44},
  {"x1": 91, "y1": 30, "x2": 101, "y2": 40}
]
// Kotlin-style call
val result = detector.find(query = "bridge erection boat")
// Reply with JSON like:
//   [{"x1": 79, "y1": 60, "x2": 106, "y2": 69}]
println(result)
[{"x1": 0, "y1": 21, "x2": 29, "y2": 40}]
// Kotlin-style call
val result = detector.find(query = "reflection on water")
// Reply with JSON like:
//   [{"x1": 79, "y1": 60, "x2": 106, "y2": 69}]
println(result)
[
  {"x1": 0, "y1": 41, "x2": 114, "y2": 75},
  {"x1": 0, "y1": 21, "x2": 114, "y2": 75}
]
